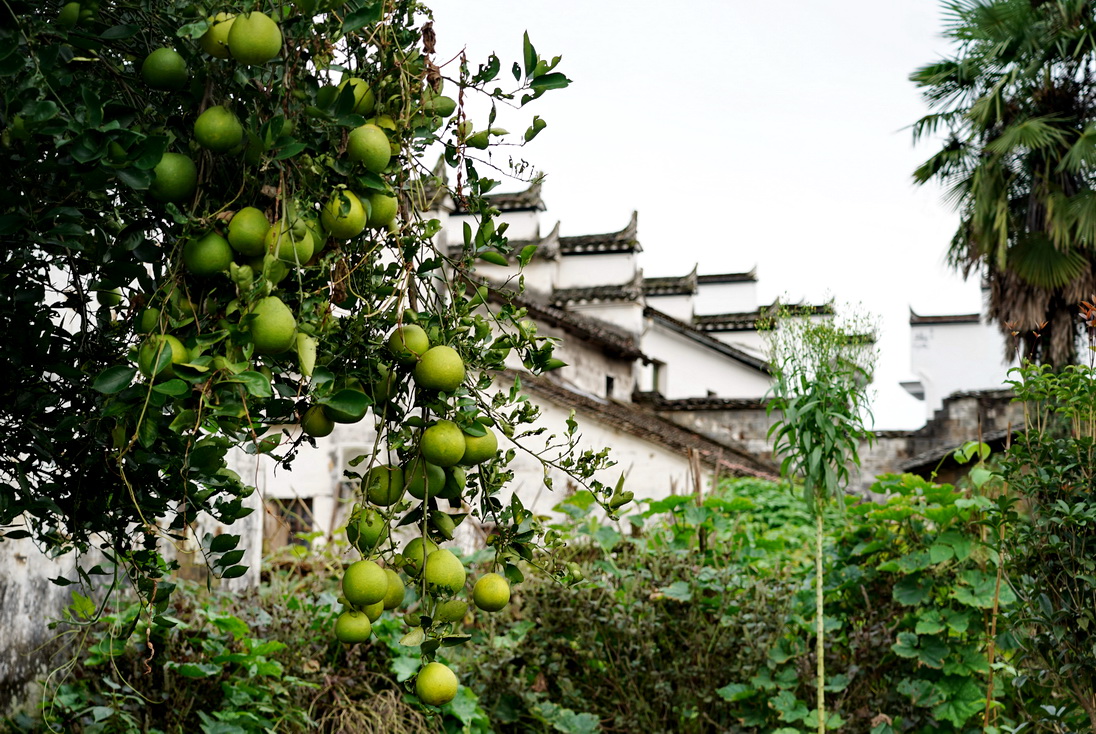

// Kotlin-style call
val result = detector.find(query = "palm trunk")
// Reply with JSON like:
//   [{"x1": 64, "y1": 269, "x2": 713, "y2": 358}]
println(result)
[{"x1": 816, "y1": 510, "x2": 825, "y2": 734}]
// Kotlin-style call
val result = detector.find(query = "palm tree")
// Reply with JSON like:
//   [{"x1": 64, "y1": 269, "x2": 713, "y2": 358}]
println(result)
[{"x1": 911, "y1": 0, "x2": 1096, "y2": 366}]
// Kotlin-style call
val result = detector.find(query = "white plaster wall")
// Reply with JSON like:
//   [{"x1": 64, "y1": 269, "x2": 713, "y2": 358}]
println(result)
[
  {"x1": 910, "y1": 321, "x2": 1015, "y2": 417},
  {"x1": 566, "y1": 301, "x2": 644, "y2": 335},
  {"x1": 557, "y1": 253, "x2": 636, "y2": 288},
  {"x1": 448, "y1": 209, "x2": 541, "y2": 243},
  {"x1": 642, "y1": 323, "x2": 772, "y2": 399},
  {"x1": 695, "y1": 281, "x2": 759, "y2": 315},
  {"x1": 645, "y1": 293, "x2": 694, "y2": 322},
  {"x1": 710, "y1": 329, "x2": 769, "y2": 357}
]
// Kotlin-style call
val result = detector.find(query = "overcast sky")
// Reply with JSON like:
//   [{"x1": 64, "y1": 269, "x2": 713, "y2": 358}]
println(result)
[{"x1": 428, "y1": 1, "x2": 987, "y2": 429}]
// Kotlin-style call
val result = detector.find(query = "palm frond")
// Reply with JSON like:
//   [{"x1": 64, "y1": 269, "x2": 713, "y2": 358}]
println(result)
[
  {"x1": 913, "y1": 137, "x2": 972, "y2": 184},
  {"x1": 1007, "y1": 233, "x2": 1089, "y2": 288},
  {"x1": 1057, "y1": 123, "x2": 1096, "y2": 174},
  {"x1": 1066, "y1": 190, "x2": 1096, "y2": 248},
  {"x1": 909, "y1": 110, "x2": 967, "y2": 144},
  {"x1": 984, "y1": 115, "x2": 1071, "y2": 153}
]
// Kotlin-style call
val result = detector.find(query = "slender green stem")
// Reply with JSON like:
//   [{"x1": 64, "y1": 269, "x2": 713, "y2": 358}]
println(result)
[{"x1": 816, "y1": 510, "x2": 825, "y2": 734}]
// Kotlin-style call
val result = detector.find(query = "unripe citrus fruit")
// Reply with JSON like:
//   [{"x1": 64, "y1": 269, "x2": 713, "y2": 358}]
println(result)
[
  {"x1": 57, "y1": 2, "x2": 80, "y2": 28},
  {"x1": 182, "y1": 231, "x2": 233, "y2": 276},
  {"x1": 383, "y1": 568, "x2": 405, "y2": 609},
  {"x1": 228, "y1": 207, "x2": 270, "y2": 256},
  {"x1": 301, "y1": 405, "x2": 334, "y2": 437},
  {"x1": 199, "y1": 13, "x2": 236, "y2": 58},
  {"x1": 333, "y1": 610, "x2": 372, "y2": 643},
  {"x1": 387, "y1": 324, "x2": 430, "y2": 364},
  {"x1": 320, "y1": 190, "x2": 366, "y2": 240},
  {"x1": 136, "y1": 307, "x2": 161, "y2": 334},
  {"x1": 366, "y1": 191, "x2": 398, "y2": 229},
  {"x1": 473, "y1": 572, "x2": 511, "y2": 612},
  {"x1": 362, "y1": 599, "x2": 384, "y2": 622},
  {"x1": 424, "y1": 548, "x2": 466, "y2": 595},
  {"x1": 194, "y1": 106, "x2": 244, "y2": 153},
  {"x1": 420, "y1": 420, "x2": 466, "y2": 467},
  {"x1": 248, "y1": 296, "x2": 296, "y2": 354},
  {"x1": 434, "y1": 599, "x2": 468, "y2": 623},
  {"x1": 141, "y1": 48, "x2": 188, "y2": 91},
  {"x1": 416, "y1": 662, "x2": 458, "y2": 707},
  {"x1": 414, "y1": 346, "x2": 465, "y2": 392},
  {"x1": 336, "y1": 77, "x2": 375, "y2": 115},
  {"x1": 265, "y1": 220, "x2": 314, "y2": 265},
  {"x1": 227, "y1": 11, "x2": 283, "y2": 65},
  {"x1": 138, "y1": 334, "x2": 188, "y2": 379},
  {"x1": 461, "y1": 427, "x2": 498, "y2": 466},
  {"x1": 403, "y1": 537, "x2": 438, "y2": 577},
  {"x1": 365, "y1": 464, "x2": 405, "y2": 506},
  {"x1": 347, "y1": 124, "x2": 390, "y2": 173},
  {"x1": 369, "y1": 363, "x2": 396, "y2": 403},
  {"x1": 342, "y1": 559, "x2": 387, "y2": 606},
  {"x1": 404, "y1": 457, "x2": 445, "y2": 500},
  {"x1": 95, "y1": 286, "x2": 122, "y2": 308},
  {"x1": 347, "y1": 505, "x2": 388, "y2": 554},
  {"x1": 149, "y1": 152, "x2": 197, "y2": 203}
]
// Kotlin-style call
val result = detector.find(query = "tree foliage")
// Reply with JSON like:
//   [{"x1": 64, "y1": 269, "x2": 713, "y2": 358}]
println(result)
[
  {"x1": 911, "y1": 0, "x2": 1096, "y2": 366},
  {"x1": 0, "y1": 0, "x2": 613, "y2": 632}
]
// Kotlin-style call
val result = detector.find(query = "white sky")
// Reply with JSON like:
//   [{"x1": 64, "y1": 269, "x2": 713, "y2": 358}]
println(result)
[{"x1": 428, "y1": 0, "x2": 990, "y2": 430}]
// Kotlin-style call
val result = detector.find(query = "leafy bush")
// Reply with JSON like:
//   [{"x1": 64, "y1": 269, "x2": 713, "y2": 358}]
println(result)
[
  {"x1": 1, "y1": 552, "x2": 489, "y2": 734},
  {"x1": 460, "y1": 476, "x2": 1024, "y2": 733}
]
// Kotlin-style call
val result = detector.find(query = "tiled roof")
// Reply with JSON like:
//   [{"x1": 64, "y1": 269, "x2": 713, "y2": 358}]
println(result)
[
  {"x1": 697, "y1": 270, "x2": 757, "y2": 284},
  {"x1": 558, "y1": 211, "x2": 641, "y2": 255},
  {"x1": 643, "y1": 268, "x2": 698, "y2": 297},
  {"x1": 485, "y1": 281, "x2": 646, "y2": 361},
  {"x1": 900, "y1": 427, "x2": 1016, "y2": 473},
  {"x1": 452, "y1": 180, "x2": 546, "y2": 214},
  {"x1": 633, "y1": 392, "x2": 770, "y2": 411},
  {"x1": 694, "y1": 310, "x2": 771, "y2": 332},
  {"x1": 644, "y1": 306, "x2": 770, "y2": 373},
  {"x1": 909, "y1": 309, "x2": 981, "y2": 326},
  {"x1": 553, "y1": 274, "x2": 644, "y2": 306},
  {"x1": 512, "y1": 372, "x2": 779, "y2": 479}
]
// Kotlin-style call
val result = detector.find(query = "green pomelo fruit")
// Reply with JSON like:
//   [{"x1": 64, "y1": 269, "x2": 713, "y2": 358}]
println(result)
[
  {"x1": 413, "y1": 345, "x2": 465, "y2": 392},
  {"x1": 333, "y1": 610, "x2": 371, "y2": 643},
  {"x1": 416, "y1": 662, "x2": 458, "y2": 707},
  {"x1": 194, "y1": 106, "x2": 244, "y2": 153},
  {"x1": 362, "y1": 599, "x2": 384, "y2": 622},
  {"x1": 228, "y1": 207, "x2": 270, "y2": 256},
  {"x1": 348, "y1": 506, "x2": 388, "y2": 553},
  {"x1": 342, "y1": 559, "x2": 387, "y2": 606},
  {"x1": 366, "y1": 191, "x2": 397, "y2": 229},
  {"x1": 402, "y1": 537, "x2": 438, "y2": 578},
  {"x1": 365, "y1": 464, "x2": 405, "y2": 506},
  {"x1": 183, "y1": 231, "x2": 233, "y2": 276},
  {"x1": 320, "y1": 190, "x2": 366, "y2": 240},
  {"x1": 387, "y1": 324, "x2": 429, "y2": 365},
  {"x1": 301, "y1": 405, "x2": 334, "y2": 437},
  {"x1": 57, "y1": 3, "x2": 80, "y2": 28},
  {"x1": 382, "y1": 568, "x2": 405, "y2": 609},
  {"x1": 461, "y1": 427, "x2": 498, "y2": 466},
  {"x1": 404, "y1": 457, "x2": 445, "y2": 501},
  {"x1": 265, "y1": 220, "x2": 314, "y2": 265},
  {"x1": 149, "y1": 153, "x2": 197, "y2": 203},
  {"x1": 136, "y1": 307, "x2": 161, "y2": 334},
  {"x1": 336, "y1": 77, "x2": 375, "y2": 115},
  {"x1": 227, "y1": 11, "x2": 283, "y2": 65},
  {"x1": 472, "y1": 572, "x2": 510, "y2": 612},
  {"x1": 138, "y1": 334, "x2": 188, "y2": 379},
  {"x1": 420, "y1": 420, "x2": 466, "y2": 468},
  {"x1": 248, "y1": 296, "x2": 296, "y2": 354},
  {"x1": 199, "y1": 13, "x2": 235, "y2": 58},
  {"x1": 423, "y1": 548, "x2": 466, "y2": 595},
  {"x1": 434, "y1": 599, "x2": 468, "y2": 624},
  {"x1": 141, "y1": 48, "x2": 188, "y2": 91},
  {"x1": 347, "y1": 124, "x2": 391, "y2": 173},
  {"x1": 369, "y1": 363, "x2": 396, "y2": 403}
]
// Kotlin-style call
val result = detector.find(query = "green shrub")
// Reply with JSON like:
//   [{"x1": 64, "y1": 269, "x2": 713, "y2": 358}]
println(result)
[{"x1": 460, "y1": 476, "x2": 1021, "y2": 733}]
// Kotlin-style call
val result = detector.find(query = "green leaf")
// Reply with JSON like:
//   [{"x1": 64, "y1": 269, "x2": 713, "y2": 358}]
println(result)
[
  {"x1": 92, "y1": 366, "x2": 136, "y2": 394},
  {"x1": 771, "y1": 690, "x2": 808, "y2": 723},
  {"x1": 893, "y1": 574, "x2": 932, "y2": 606},
  {"x1": 223, "y1": 371, "x2": 272, "y2": 398},
  {"x1": 892, "y1": 631, "x2": 919, "y2": 658},
  {"x1": 479, "y1": 251, "x2": 508, "y2": 266},
  {"x1": 70, "y1": 591, "x2": 96, "y2": 620},
  {"x1": 522, "y1": 31, "x2": 536, "y2": 79},
  {"x1": 400, "y1": 627, "x2": 425, "y2": 647},
  {"x1": 530, "y1": 73, "x2": 571, "y2": 91},
  {"x1": 659, "y1": 581, "x2": 692, "y2": 602},
  {"x1": 952, "y1": 569, "x2": 1015, "y2": 608},
  {"x1": 715, "y1": 682, "x2": 755, "y2": 702},
  {"x1": 932, "y1": 675, "x2": 984, "y2": 727},
  {"x1": 101, "y1": 24, "x2": 140, "y2": 39},
  {"x1": 168, "y1": 662, "x2": 221, "y2": 679},
  {"x1": 152, "y1": 379, "x2": 189, "y2": 396},
  {"x1": 209, "y1": 534, "x2": 239, "y2": 553},
  {"x1": 342, "y1": 3, "x2": 383, "y2": 34}
]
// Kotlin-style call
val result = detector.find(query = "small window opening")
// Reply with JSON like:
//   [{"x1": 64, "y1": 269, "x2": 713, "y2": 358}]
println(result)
[{"x1": 606, "y1": 375, "x2": 615, "y2": 397}]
